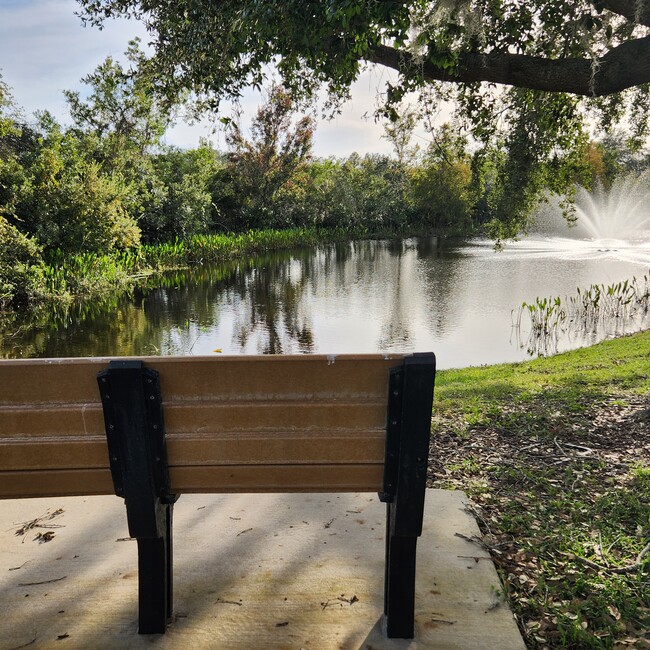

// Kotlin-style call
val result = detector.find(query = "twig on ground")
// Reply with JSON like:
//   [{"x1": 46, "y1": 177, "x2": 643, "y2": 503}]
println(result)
[
  {"x1": 605, "y1": 534, "x2": 622, "y2": 555},
  {"x1": 8, "y1": 638, "x2": 37, "y2": 650},
  {"x1": 321, "y1": 595, "x2": 359, "y2": 609},
  {"x1": 13, "y1": 509, "x2": 65, "y2": 541},
  {"x1": 610, "y1": 541, "x2": 650, "y2": 574},
  {"x1": 454, "y1": 532, "x2": 509, "y2": 552},
  {"x1": 18, "y1": 576, "x2": 67, "y2": 586},
  {"x1": 518, "y1": 441, "x2": 542, "y2": 452},
  {"x1": 597, "y1": 531, "x2": 609, "y2": 567},
  {"x1": 236, "y1": 527, "x2": 253, "y2": 536},
  {"x1": 214, "y1": 599, "x2": 242, "y2": 606},
  {"x1": 560, "y1": 541, "x2": 650, "y2": 574},
  {"x1": 553, "y1": 437, "x2": 568, "y2": 457},
  {"x1": 561, "y1": 441, "x2": 595, "y2": 454}
]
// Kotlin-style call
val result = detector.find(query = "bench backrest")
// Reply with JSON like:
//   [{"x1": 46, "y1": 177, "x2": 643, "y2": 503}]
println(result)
[{"x1": 0, "y1": 354, "x2": 402, "y2": 499}]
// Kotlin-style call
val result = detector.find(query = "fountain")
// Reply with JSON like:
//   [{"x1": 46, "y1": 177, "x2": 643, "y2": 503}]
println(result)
[
  {"x1": 571, "y1": 174, "x2": 650, "y2": 240},
  {"x1": 532, "y1": 173, "x2": 650, "y2": 242},
  {"x1": 516, "y1": 173, "x2": 650, "y2": 267}
]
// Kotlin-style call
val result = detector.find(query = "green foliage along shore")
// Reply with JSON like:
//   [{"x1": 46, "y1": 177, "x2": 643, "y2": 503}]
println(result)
[
  {"x1": 2, "y1": 44, "x2": 649, "y2": 315},
  {"x1": 37, "y1": 227, "x2": 358, "y2": 306}
]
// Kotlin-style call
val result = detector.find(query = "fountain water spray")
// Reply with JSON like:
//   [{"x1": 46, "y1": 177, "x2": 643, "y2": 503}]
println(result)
[
  {"x1": 572, "y1": 174, "x2": 650, "y2": 240},
  {"x1": 533, "y1": 173, "x2": 650, "y2": 241}
]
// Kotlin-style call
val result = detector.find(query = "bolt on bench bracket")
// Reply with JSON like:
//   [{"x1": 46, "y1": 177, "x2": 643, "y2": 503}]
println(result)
[
  {"x1": 380, "y1": 352, "x2": 436, "y2": 639},
  {"x1": 97, "y1": 360, "x2": 177, "y2": 634}
]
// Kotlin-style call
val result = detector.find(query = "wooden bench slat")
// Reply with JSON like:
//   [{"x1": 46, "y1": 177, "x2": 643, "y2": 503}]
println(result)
[
  {"x1": 0, "y1": 438, "x2": 108, "y2": 470},
  {"x1": 0, "y1": 469, "x2": 115, "y2": 498},
  {"x1": 0, "y1": 407, "x2": 105, "y2": 437},
  {"x1": 171, "y1": 464, "x2": 384, "y2": 493},
  {"x1": 165, "y1": 402, "x2": 386, "y2": 431},
  {"x1": 0, "y1": 431, "x2": 385, "y2": 472},
  {"x1": 0, "y1": 402, "x2": 386, "y2": 437},
  {"x1": 0, "y1": 464, "x2": 383, "y2": 499},
  {"x1": 169, "y1": 433, "x2": 384, "y2": 466},
  {"x1": 0, "y1": 355, "x2": 399, "y2": 406}
]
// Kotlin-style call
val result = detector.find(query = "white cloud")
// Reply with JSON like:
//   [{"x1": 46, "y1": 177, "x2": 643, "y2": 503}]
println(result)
[
  {"x1": 0, "y1": 0, "x2": 146, "y2": 123},
  {"x1": 0, "y1": 0, "x2": 442, "y2": 156}
]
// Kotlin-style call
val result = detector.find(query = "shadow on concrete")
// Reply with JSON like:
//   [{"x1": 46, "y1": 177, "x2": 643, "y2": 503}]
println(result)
[{"x1": 0, "y1": 491, "x2": 525, "y2": 650}]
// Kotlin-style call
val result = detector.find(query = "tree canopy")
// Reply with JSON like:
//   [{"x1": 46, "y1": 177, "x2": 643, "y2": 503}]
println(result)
[
  {"x1": 76, "y1": 1, "x2": 650, "y2": 236},
  {"x1": 78, "y1": 2, "x2": 647, "y2": 89},
  {"x1": 77, "y1": 1, "x2": 650, "y2": 117}
]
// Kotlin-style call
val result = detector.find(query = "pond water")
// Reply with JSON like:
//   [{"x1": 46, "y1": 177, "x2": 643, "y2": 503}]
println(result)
[{"x1": 4, "y1": 236, "x2": 650, "y2": 369}]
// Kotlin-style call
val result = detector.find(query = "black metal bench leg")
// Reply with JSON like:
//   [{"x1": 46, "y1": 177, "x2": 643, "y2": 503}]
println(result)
[
  {"x1": 384, "y1": 504, "x2": 390, "y2": 615},
  {"x1": 385, "y1": 526, "x2": 418, "y2": 637},
  {"x1": 380, "y1": 353, "x2": 436, "y2": 640},
  {"x1": 138, "y1": 537, "x2": 168, "y2": 633},
  {"x1": 166, "y1": 503, "x2": 174, "y2": 621},
  {"x1": 137, "y1": 502, "x2": 174, "y2": 634},
  {"x1": 98, "y1": 360, "x2": 176, "y2": 635}
]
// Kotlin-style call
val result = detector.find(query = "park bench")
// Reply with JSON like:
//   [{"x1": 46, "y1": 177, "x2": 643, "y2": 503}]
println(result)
[{"x1": 0, "y1": 353, "x2": 435, "y2": 639}]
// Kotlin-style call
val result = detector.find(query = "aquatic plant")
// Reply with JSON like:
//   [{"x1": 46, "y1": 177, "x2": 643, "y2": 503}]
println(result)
[
  {"x1": 515, "y1": 296, "x2": 566, "y2": 335},
  {"x1": 514, "y1": 275, "x2": 650, "y2": 356},
  {"x1": 566, "y1": 277, "x2": 650, "y2": 330},
  {"x1": 513, "y1": 296, "x2": 566, "y2": 357}
]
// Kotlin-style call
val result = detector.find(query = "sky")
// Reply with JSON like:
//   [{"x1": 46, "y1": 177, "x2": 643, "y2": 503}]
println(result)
[{"x1": 0, "y1": 0, "x2": 434, "y2": 158}]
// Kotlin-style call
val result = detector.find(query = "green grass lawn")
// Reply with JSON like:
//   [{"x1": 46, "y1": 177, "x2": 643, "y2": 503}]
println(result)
[{"x1": 430, "y1": 331, "x2": 650, "y2": 649}]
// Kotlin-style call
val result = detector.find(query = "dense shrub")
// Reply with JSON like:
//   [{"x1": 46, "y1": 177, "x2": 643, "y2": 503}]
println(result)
[{"x1": 0, "y1": 216, "x2": 45, "y2": 307}]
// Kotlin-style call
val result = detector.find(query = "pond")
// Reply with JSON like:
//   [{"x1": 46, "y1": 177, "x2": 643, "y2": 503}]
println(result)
[{"x1": 4, "y1": 235, "x2": 650, "y2": 369}]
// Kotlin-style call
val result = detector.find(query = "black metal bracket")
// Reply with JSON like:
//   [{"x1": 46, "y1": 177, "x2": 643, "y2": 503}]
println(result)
[
  {"x1": 379, "y1": 365, "x2": 403, "y2": 503},
  {"x1": 380, "y1": 352, "x2": 436, "y2": 639},
  {"x1": 95, "y1": 354, "x2": 434, "y2": 639},
  {"x1": 97, "y1": 360, "x2": 177, "y2": 634}
]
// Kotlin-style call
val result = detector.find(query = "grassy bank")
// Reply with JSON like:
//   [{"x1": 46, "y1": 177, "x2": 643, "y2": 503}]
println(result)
[
  {"x1": 430, "y1": 331, "x2": 650, "y2": 648},
  {"x1": 40, "y1": 226, "x2": 362, "y2": 304}
]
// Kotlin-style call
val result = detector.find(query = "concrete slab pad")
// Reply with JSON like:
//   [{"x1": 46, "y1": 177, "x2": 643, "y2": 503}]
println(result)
[{"x1": 0, "y1": 490, "x2": 525, "y2": 649}]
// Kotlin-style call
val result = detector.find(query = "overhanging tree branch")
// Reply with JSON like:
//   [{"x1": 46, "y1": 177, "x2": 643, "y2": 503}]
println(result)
[{"x1": 368, "y1": 37, "x2": 650, "y2": 96}]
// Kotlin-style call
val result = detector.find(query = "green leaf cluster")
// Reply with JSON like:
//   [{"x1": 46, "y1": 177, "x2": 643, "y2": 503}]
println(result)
[{"x1": 75, "y1": 0, "x2": 650, "y2": 237}]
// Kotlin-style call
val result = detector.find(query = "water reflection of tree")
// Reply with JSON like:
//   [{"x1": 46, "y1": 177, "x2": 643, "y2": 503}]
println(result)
[
  {"x1": 376, "y1": 240, "x2": 413, "y2": 350},
  {"x1": 231, "y1": 251, "x2": 314, "y2": 354},
  {"x1": 150, "y1": 250, "x2": 317, "y2": 354},
  {"x1": 241, "y1": 237, "x2": 461, "y2": 355},
  {"x1": 1, "y1": 237, "x2": 464, "y2": 359},
  {"x1": 1, "y1": 248, "x2": 318, "y2": 358},
  {"x1": 313, "y1": 238, "x2": 451, "y2": 352},
  {"x1": 0, "y1": 267, "x2": 211, "y2": 358},
  {"x1": 1, "y1": 286, "x2": 176, "y2": 358},
  {"x1": 365, "y1": 237, "x2": 463, "y2": 351},
  {"x1": 413, "y1": 241, "x2": 466, "y2": 339}
]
